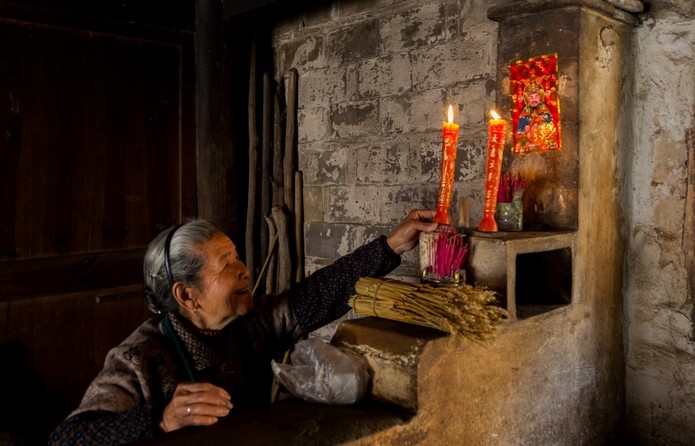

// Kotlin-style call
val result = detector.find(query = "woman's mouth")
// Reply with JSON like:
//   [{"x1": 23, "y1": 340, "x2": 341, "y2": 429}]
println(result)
[{"x1": 234, "y1": 287, "x2": 250, "y2": 297}]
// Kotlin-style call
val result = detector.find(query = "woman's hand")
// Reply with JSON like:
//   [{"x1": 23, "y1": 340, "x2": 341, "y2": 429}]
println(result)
[
  {"x1": 159, "y1": 382, "x2": 233, "y2": 433},
  {"x1": 386, "y1": 209, "x2": 438, "y2": 255}
]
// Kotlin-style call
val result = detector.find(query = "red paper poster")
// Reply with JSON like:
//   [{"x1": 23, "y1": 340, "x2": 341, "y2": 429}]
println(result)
[{"x1": 510, "y1": 54, "x2": 561, "y2": 154}]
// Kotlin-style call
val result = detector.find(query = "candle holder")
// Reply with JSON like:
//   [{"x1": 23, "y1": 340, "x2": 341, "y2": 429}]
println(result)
[
  {"x1": 496, "y1": 192, "x2": 524, "y2": 231},
  {"x1": 478, "y1": 112, "x2": 508, "y2": 232},
  {"x1": 419, "y1": 225, "x2": 468, "y2": 285},
  {"x1": 434, "y1": 106, "x2": 460, "y2": 225},
  {"x1": 495, "y1": 172, "x2": 526, "y2": 231}
]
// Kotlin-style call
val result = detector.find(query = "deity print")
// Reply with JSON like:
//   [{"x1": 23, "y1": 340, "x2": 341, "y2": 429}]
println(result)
[{"x1": 510, "y1": 54, "x2": 561, "y2": 154}]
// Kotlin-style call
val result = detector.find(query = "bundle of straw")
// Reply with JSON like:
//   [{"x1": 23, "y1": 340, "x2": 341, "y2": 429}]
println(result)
[{"x1": 349, "y1": 277, "x2": 508, "y2": 342}]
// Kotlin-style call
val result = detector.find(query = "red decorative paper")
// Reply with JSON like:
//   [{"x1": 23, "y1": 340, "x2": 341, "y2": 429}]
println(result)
[{"x1": 510, "y1": 54, "x2": 561, "y2": 154}]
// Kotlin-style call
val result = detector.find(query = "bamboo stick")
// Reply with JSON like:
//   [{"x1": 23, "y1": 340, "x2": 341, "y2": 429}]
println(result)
[
  {"x1": 283, "y1": 69, "x2": 298, "y2": 214},
  {"x1": 458, "y1": 196, "x2": 470, "y2": 229},
  {"x1": 271, "y1": 206, "x2": 292, "y2": 293},
  {"x1": 252, "y1": 233, "x2": 278, "y2": 299},
  {"x1": 246, "y1": 33, "x2": 258, "y2": 285},
  {"x1": 260, "y1": 72, "x2": 272, "y2": 266},
  {"x1": 273, "y1": 81, "x2": 285, "y2": 207},
  {"x1": 270, "y1": 349, "x2": 290, "y2": 403},
  {"x1": 294, "y1": 170, "x2": 304, "y2": 283},
  {"x1": 264, "y1": 215, "x2": 278, "y2": 295}
]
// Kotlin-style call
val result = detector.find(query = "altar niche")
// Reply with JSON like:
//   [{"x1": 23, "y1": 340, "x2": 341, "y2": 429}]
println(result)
[{"x1": 466, "y1": 231, "x2": 575, "y2": 320}]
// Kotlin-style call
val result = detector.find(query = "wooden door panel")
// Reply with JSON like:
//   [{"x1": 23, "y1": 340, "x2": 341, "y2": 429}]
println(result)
[
  {"x1": 3, "y1": 288, "x2": 149, "y2": 413},
  {"x1": 0, "y1": 17, "x2": 196, "y2": 260}
]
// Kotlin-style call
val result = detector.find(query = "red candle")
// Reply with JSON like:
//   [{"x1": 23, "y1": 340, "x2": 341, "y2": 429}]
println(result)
[
  {"x1": 434, "y1": 105, "x2": 460, "y2": 225},
  {"x1": 478, "y1": 110, "x2": 508, "y2": 232}
]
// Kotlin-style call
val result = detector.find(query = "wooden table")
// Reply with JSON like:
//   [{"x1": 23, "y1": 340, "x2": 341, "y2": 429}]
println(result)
[{"x1": 134, "y1": 399, "x2": 412, "y2": 445}]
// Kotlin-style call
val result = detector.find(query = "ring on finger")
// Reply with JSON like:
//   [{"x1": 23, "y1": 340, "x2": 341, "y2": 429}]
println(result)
[{"x1": 186, "y1": 406, "x2": 191, "y2": 415}]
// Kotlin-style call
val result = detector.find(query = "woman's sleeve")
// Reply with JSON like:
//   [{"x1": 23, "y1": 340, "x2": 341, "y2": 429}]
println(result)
[
  {"x1": 47, "y1": 405, "x2": 160, "y2": 446},
  {"x1": 289, "y1": 235, "x2": 401, "y2": 333},
  {"x1": 47, "y1": 333, "x2": 171, "y2": 445}
]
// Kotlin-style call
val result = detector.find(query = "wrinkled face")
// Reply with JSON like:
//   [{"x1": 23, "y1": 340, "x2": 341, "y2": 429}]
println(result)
[{"x1": 188, "y1": 232, "x2": 253, "y2": 330}]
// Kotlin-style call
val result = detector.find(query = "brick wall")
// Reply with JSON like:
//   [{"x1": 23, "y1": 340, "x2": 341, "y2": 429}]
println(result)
[{"x1": 272, "y1": 0, "x2": 499, "y2": 279}]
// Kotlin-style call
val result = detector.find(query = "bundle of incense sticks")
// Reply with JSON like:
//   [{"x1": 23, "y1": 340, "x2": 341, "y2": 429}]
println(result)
[
  {"x1": 419, "y1": 225, "x2": 468, "y2": 283},
  {"x1": 497, "y1": 172, "x2": 526, "y2": 203},
  {"x1": 349, "y1": 277, "x2": 508, "y2": 341}
]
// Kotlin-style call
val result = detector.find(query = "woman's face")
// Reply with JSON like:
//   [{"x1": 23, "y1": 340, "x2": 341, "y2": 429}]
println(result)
[{"x1": 187, "y1": 232, "x2": 253, "y2": 330}]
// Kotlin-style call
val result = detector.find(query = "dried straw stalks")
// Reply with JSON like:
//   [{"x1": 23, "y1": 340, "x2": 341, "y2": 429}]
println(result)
[{"x1": 349, "y1": 277, "x2": 509, "y2": 342}]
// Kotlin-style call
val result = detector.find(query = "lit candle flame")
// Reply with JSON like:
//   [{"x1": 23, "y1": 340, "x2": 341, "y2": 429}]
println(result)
[
  {"x1": 490, "y1": 110, "x2": 501, "y2": 120},
  {"x1": 447, "y1": 105, "x2": 454, "y2": 123}
]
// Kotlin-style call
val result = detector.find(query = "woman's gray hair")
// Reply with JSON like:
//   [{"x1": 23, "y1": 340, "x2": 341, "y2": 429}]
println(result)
[{"x1": 143, "y1": 219, "x2": 223, "y2": 314}]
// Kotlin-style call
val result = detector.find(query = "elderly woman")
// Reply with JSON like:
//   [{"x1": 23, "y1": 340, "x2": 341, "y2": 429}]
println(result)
[{"x1": 48, "y1": 209, "x2": 437, "y2": 445}]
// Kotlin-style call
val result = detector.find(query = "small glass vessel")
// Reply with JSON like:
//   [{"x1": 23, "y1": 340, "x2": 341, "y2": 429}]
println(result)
[{"x1": 495, "y1": 190, "x2": 523, "y2": 231}]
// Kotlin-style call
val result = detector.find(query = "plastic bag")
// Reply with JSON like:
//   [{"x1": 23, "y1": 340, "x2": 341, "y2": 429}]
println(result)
[{"x1": 271, "y1": 337, "x2": 370, "y2": 405}]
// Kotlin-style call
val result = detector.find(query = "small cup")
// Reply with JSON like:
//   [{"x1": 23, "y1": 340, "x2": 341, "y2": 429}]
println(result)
[{"x1": 495, "y1": 200, "x2": 523, "y2": 231}]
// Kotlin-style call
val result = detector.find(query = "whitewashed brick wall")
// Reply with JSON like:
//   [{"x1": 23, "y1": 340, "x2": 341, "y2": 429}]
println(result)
[{"x1": 272, "y1": 0, "x2": 498, "y2": 279}]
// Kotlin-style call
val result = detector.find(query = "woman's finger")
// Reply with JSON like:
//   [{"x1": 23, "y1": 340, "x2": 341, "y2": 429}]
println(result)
[
  {"x1": 182, "y1": 402, "x2": 232, "y2": 419},
  {"x1": 174, "y1": 382, "x2": 231, "y2": 400},
  {"x1": 161, "y1": 382, "x2": 232, "y2": 432}
]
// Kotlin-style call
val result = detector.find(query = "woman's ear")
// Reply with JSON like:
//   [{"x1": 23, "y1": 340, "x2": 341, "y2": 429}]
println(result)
[{"x1": 171, "y1": 282, "x2": 197, "y2": 312}]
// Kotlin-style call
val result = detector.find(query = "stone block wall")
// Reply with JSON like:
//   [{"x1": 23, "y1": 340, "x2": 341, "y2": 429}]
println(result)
[
  {"x1": 624, "y1": 0, "x2": 695, "y2": 443},
  {"x1": 272, "y1": 0, "x2": 499, "y2": 279}
]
